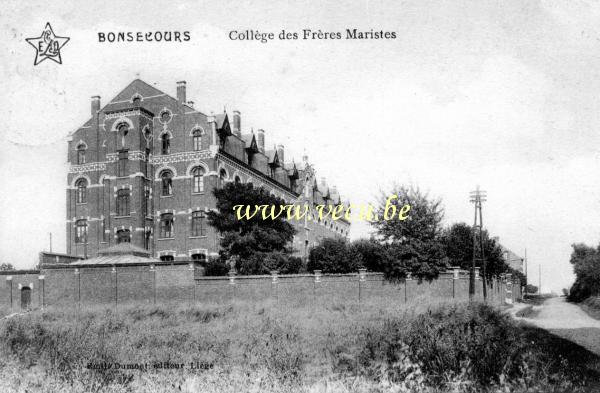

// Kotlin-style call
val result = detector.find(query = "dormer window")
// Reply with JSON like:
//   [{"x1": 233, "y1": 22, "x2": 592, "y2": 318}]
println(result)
[{"x1": 76, "y1": 144, "x2": 86, "y2": 164}]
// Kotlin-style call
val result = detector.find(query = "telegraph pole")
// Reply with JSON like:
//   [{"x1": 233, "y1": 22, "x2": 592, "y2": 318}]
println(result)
[{"x1": 469, "y1": 186, "x2": 487, "y2": 301}]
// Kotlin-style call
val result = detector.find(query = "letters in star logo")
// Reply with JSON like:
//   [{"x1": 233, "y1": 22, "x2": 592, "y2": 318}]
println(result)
[{"x1": 26, "y1": 22, "x2": 70, "y2": 65}]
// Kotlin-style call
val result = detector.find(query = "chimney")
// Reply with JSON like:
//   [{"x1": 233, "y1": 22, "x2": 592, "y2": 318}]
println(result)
[
  {"x1": 277, "y1": 144, "x2": 284, "y2": 163},
  {"x1": 257, "y1": 129, "x2": 265, "y2": 153},
  {"x1": 233, "y1": 110, "x2": 241, "y2": 137},
  {"x1": 91, "y1": 96, "x2": 101, "y2": 116},
  {"x1": 176, "y1": 81, "x2": 186, "y2": 104}
]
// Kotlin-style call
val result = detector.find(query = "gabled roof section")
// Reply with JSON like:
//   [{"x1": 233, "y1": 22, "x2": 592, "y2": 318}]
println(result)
[
  {"x1": 242, "y1": 133, "x2": 259, "y2": 152},
  {"x1": 329, "y1": 188, "x2": 341, "y2": 204},
  {"x1": 215, "y1": 113, "x2": 232, "y2": 135},
  {"x1": 266, "y1": 149, "x2": 279, "y2": 166},
  {"x1": 284, "y1": 162, "x2": 299, "y2": 178},
  {"x1": 102, "y1": 79, "x2": 176, "y2": 112},
  {"x1": 110, "y1": 79, "x2": 168, "y2": 103}
]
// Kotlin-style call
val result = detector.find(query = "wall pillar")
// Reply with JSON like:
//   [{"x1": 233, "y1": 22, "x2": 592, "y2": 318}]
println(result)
[
  {"x1": 6, "y1": 276, "x2": 12, "y2": 310},
  {"x1": 271, "y1": 270, "x2": 279, "y2": 301},
  {"x1": 358, "y1": 268, "x2": 366, "y2": 303}
]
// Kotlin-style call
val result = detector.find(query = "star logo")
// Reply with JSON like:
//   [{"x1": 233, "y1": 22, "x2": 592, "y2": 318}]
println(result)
[{"x1": 26, "y1": 23, "x2": 70, "y2": 65}]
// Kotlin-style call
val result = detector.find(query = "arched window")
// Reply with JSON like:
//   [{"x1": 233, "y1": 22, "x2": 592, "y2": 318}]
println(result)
[
  {"x1": 192, "y1": 129, "x2": 203, "y2": 151},
  {"x1": 191, "y1": 211, "x2": 206, "y2": 237},
  {"x1": 191, "y1": 253, "x2": 206, "y2": 262},
  {"x1": 76, "y1": 144, "x2": 86, "y2": 164},
  {"x1": 75, "y1": 219, "x2": 87, "y2": 243},
  {"x1": 234, "y1": 175, "x2": 241, "y2": 184},
  {"x1": 116, "y1": 229, "x2": 131, "y2": 244},
  {"x1": 219, "y1": 168, "x2": 228, "y2": 187},
  {"x1": 118, "y1": 123, "x2": 129, "y2": 148},
  {"x1": 160, "y1": 213, "x2": 174, "y2": 238},
  {"x1": 160, "y1": 170, "x2": 173, "y2": 196},
  {"x1": 161, "y1": 134, "x2": 170, "y2": 155},
  {"x1": 191, "y1": 167, "x2": 205, "y2": 193},
  {"x1": 116, "y1": 189, "x2": 130, "y2": 216},
  {"x1": 75, "y1": 178, "x2": 87, "y2": 204}
]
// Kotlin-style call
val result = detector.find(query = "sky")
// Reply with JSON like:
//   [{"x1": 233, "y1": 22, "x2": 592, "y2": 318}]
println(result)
[{"x1": 2, "y1": 0, "x2": 600, "y2": 292}]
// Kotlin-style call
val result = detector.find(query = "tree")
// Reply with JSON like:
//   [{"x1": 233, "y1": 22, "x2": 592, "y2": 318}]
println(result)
[
  {"x1": 349, "y1": 238, "x2": 389, "y2": 272},
  {"x1": 525, "y1": 284, "x2": 539, "y2": 294},
  {"x1": 371, "y1": 185, "x2": 448, "y2": 282},
  {"x1": 440, "y1": 222, "x2": 511, "y2": 282},
  {"x1": 567, "y1": 243, "x2": 600, "y2": 302},
  {"x1": 307, "y1": 238, "x2": 362, "y2": 273},
  {"x1": 0, "y1": 263, "x2": 14, "y2": 271},
  {"x1": 207, "y1": 182, "x2": 298, "y2": 275}
]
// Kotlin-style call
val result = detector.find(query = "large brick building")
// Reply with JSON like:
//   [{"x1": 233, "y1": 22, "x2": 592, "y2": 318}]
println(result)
[{"x1": 66, "y1": 79, "x2": 349, "y2": 262}]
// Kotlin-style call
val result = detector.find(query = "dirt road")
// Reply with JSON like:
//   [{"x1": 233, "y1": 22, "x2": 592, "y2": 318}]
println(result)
[{"x1": 514, "y1": 297, "x2": 600, "y2": 356}]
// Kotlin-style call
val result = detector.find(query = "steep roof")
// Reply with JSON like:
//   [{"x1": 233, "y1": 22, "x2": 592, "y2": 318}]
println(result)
[{"x1": 266, "y1": 149, "x2": 281, "y2": 165}]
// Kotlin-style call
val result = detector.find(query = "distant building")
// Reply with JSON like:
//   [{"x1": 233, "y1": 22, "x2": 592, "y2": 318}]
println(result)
[
  {"x1": 494, "y1": 237, "x2": 524, "y2": 273},
  {"x1": 65, "y1": 79, "x2": 349, "y2": 262}
]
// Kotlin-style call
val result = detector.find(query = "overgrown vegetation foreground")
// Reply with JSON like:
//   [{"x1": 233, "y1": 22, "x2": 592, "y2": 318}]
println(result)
[{"x1": 0, "y1": 299, "x2": 598, "y2": 393}]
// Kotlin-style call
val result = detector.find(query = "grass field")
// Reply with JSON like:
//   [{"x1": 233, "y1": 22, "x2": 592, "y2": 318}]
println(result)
[{"x1": 0, "y1": 297, "x2": 598, "y2": 392}]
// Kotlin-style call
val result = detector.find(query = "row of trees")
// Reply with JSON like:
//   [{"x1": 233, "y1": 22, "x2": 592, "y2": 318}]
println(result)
[
  {"x1": 206, "y1": 182, "x2": 519, "y2": 282},
  {"x1": 567, "y1": 243, "x2": 600, "y2": 302}
]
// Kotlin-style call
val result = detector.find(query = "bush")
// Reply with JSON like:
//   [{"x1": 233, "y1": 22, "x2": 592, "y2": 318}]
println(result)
[
  {"x1": 235, "y1": 252, "x2": 305, "y2": 275},
  {"x1": 307, "y1": 237, "x2": 362, "y2": 273},
  {"x1": 330, "y1": 302, "x2": 590, "y2": 391},
  {"x1": 204, "y1": 257, "x2": 230, "y2": 276}
]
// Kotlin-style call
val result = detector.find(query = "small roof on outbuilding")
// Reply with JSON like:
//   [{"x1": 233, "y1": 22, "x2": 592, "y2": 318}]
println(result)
[{"x1": 70, "y1": 243, "x2": 159, "y2": 266}]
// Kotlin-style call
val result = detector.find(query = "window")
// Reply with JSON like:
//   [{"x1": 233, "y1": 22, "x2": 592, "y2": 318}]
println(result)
[
  {"x1": 76, "y1": 144, "x2": 86, "y2": 164},
  {"x1": 116, "y1": 229, "x2": 131, "y2": 243},
  {"x1": 161, "y1": 134, "x2": 170, "y2": 155},
  {"x1": 160, "y1": 170, "x2": 173, "y2": 196},
  {"x1": 219, "y1": 168, "x2": 228, "y2": 187},
  {"x1": 191, "y1": 211, "x2": 206, "y2": 237},
  {"x1": 75, "y1": 220, "x2": 87, "y2": 243},
  {"x1": 160, "y1": 213, "x2": 174, "y2": 238},
  {"x1": 101, "y1": 218, "x2": 108, "y2": 242},
  {"x1": 234, "y1": 175, "x2": 241, "y2": 184},
  {"x1": 192, "y1": 129, "x2": 202, "y2": 151},
  {"x1": 191, "y1": 167, "x2": 205, "y2": 193},
  {"x1": 118, "y1": 123, "x2": 129, "y2": 148},
  {"x1": 191, "y1": 253, "x2": 206, "y2": 262},
  {"x1": 117, "y1": 150, "x2": 128, "y2": 177},
  {"x1": 144, "y1": 185, "x2": 151, "y2": 217},
  {"x1": 75, "y1": 178, "x2": 87, "y2": 204},
  {"x1": 160, "y1": 255, "x2": 174, "y2": 262},
  {"x1": 144, "y1": 230, "x2": 151, "y2": 250},
  {"x1": 144, "y1": 128, "x2": 152, "y2": 149},
  {"x1": 116, "y1": 189, "x2": 130, "y2": 216}
]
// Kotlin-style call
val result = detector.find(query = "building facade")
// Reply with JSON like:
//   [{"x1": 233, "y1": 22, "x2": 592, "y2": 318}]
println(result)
[{"x1": 66, "y1": 79, "x2": 350, "y2": 262}]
